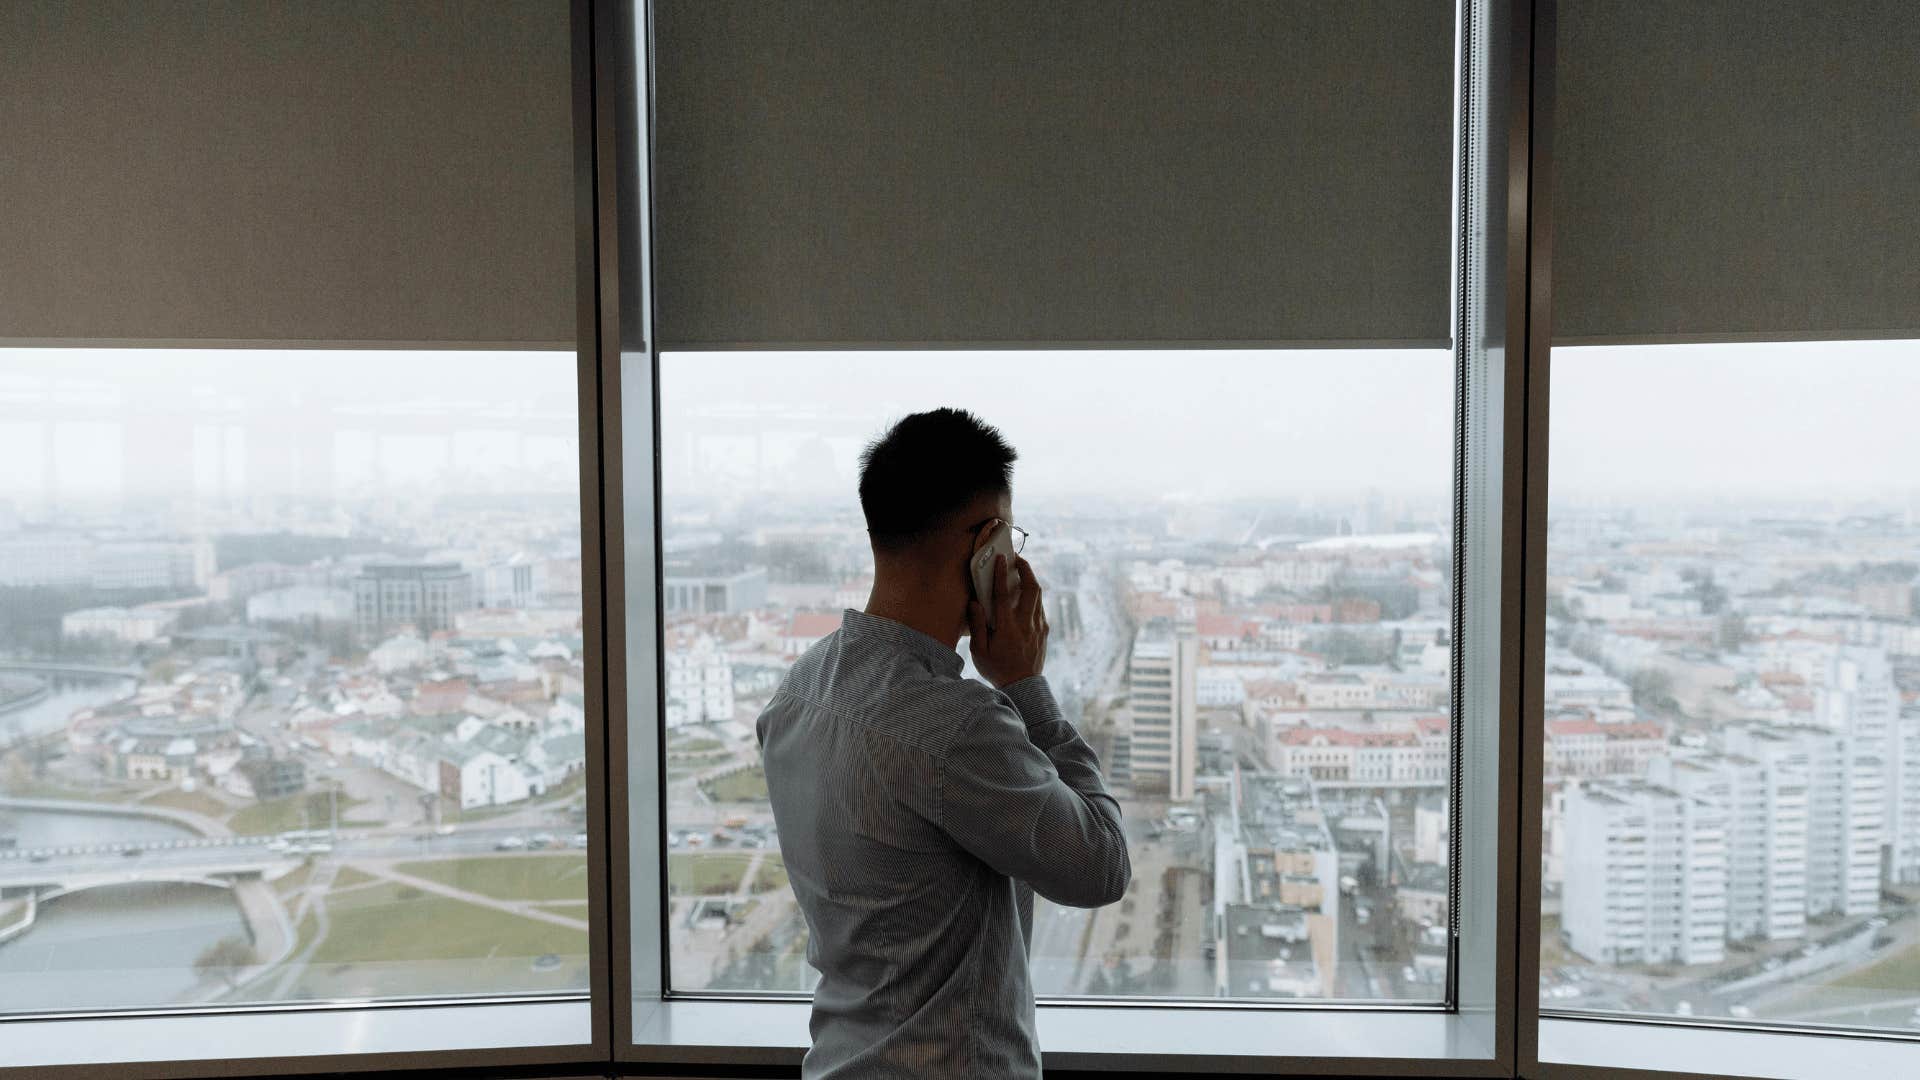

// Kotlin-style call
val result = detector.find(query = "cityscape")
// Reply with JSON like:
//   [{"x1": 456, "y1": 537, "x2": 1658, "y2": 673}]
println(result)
[
  {"x1": 3, "y1": 346, "x2": 1919, "y2": 1036},
  {"x1": 658, "y1": 488, "x2": 1455, "y2": 1002},
  {"x1": 0, "y1": 351, "x2": 592, "y2": 1011}
]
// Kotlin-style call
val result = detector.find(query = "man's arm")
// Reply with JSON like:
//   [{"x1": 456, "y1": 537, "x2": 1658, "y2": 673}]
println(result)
[
  {"x1": 1000, "y1": 675, "x2": 1112, "y2": 802},
  {"x1": 938, "y1": 683, "x2": 1130, "y2": 909}
]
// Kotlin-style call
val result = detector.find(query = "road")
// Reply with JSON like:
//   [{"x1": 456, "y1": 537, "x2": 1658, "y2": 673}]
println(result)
[{"x1": 0, "y1": 822, "x2": 589, "y2": 886}]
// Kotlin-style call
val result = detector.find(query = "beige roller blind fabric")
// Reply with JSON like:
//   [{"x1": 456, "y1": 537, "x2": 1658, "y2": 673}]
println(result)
[
  {"x1": 1, "y1": 1, "x2": 574, "y2": 347},
  {"x1": 1554, "y1": 1, "x2": 1920, "y2": 344},
  {"x1": 651, "y1": 1, "x2": 1456, "y2": 350}
]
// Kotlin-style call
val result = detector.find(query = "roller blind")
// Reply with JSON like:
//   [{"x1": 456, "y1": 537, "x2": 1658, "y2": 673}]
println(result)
[
  {"x1": 1554, "y1": 2, "x2": 1920, "y2": 345},
  {"x1": 0, "y1": 1, "x2": 574, "y2": 348},
  {"x1": 652, "y1": 1, "x2": 1456, "y2": 350}
]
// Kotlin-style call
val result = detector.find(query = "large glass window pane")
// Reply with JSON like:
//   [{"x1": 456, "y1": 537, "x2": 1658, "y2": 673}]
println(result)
[
  {"x1": 1542, "y1": 340, "x2": 1920, "y2": 1034},
  {"x1": 0, "y1": 349, "x2": 588, "y2": 1012},
  {"x1": 658, "y1": 349, "x2": 1454, "y2": 1002}
]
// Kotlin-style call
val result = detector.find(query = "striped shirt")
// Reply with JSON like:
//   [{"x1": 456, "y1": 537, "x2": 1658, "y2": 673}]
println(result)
[{"x1": 757, "y1": 608, "x2": 1130, "y2": 1079}]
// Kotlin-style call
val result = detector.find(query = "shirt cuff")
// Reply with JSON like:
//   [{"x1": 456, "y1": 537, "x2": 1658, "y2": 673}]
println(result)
[{"x1": 1000, "y1": 675, "x2": 1060, "y2": 728}]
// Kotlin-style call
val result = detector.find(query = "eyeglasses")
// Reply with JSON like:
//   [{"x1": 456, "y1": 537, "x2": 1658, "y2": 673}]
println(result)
[{"x1": 967, "y1": 517, "x2": 1030, "y2": 554}]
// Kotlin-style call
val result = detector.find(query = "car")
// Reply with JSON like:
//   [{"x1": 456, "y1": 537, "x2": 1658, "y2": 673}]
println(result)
[
  {"x1": 571, "y1": 833, "x2": 589, "y2": 848},
  {"x1": 435, "y1": 824, "x2": 456, "y2": 836},
  {"x1": 495, "y1": 835, "x2": 527, "y2": 851},
  {"x1": 1728, "y1": 1005, "x2": 1753, "y2": 1019},
  {"x1": 28, "y1": 851, "x2": 49, "y2": 863},
  {"x1": 531, "y1": 832, "x2": 557, "y2": 849},
  {"x1": 1674, "y1": 1001, "x2": 1693, "y2": 1017},
  {"x1": 121, "y1": 846, "x2": 143, "y2": 857}
]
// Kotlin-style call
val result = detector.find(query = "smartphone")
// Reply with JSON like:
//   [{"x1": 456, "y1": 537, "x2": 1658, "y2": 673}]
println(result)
[{"x1": 969, "y1": 522, "x2": 1022, "y2": 618}]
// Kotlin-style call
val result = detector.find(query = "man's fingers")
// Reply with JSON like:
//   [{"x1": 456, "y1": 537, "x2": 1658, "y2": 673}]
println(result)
[
  {"x1": 1012, "y1": 554, "x2": 1042, "y2": 617},
  {"x1": 968, "y1": 599, "x2": 989, "y2": 640}
]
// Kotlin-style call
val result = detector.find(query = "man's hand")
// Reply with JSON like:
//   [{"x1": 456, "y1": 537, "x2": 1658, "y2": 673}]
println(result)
[{"x1": 969, "y1": 553, "x2": 1048, "y2": 689}]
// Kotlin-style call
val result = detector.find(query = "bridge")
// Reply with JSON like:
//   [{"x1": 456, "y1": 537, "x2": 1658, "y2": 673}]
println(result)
[
  {"x1": 0, "y1": 822, "x2": 532, "y2": 893},
  {"x1": 0, "y1": 834, "x2": 302, "y2": 892},
  {"x1": 0, "y1": 661, "x2": 142, "y2": 681}
]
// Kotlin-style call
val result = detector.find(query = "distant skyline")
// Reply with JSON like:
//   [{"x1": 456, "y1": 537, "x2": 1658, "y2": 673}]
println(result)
[{"x1": 5, "y1": 341, "x2": 1919, "y2": 510}]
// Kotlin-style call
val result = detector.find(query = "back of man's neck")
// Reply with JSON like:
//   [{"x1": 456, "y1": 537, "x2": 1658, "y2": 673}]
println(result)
[{"x1": 863, "y1": 588, "x2": 961, "y2": 652}]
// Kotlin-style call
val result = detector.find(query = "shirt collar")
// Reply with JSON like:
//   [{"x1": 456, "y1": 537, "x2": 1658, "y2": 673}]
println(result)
[{"x1": 839, "y1": 608, "x2": 964, "y2": 678}]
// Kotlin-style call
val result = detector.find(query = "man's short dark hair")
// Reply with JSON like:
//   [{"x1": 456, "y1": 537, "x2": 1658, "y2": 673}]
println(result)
[{"x1": 858, "y1": 408, "x2": 1017, "y2": 552}]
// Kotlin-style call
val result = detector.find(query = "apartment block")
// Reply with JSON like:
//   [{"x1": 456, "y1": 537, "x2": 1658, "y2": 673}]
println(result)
[{"x1": 1563, "y1": 780, "x2": 1728, "y2": 967}]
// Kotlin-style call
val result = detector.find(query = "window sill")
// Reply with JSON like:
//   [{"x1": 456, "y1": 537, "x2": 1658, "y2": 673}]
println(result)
[
  {"x1": 6, "y1": 998, "x2": 594, "y2": 1077},
  {"x1": 1538, "y1": 1015, "x2": 1920, "y2": 1080},
  {"x1": 633, "y1": 998, "x2": 1503, "y2": 1075}
]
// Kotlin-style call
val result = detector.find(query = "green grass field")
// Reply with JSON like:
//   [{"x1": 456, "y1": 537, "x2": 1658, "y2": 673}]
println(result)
[
  {"x1": 143, "y1": 787, "x2": 231, "y2": 819},
  {"x1": 271, "y1": 862, "x2": 314, "y2": 898},
  {"x1": 700, "y1": 766, "x2": 769, "y2": 803},
  {"x1": 1539, "y1": 915, "x2": 1578, "y2": 969},
  {"x1": 752, "y1": 856, "x2": 788, "y2": 894},
  {"x1": 229, "y1": 791, "x2": 370, "y2": 835},
  {"x1": 5, "y1": 778, "x2": 124, "y2": 802},
  {"x1": 669, "y1": 736, "x2": 726, "y2": 754},
  {"x1": 1828, "y1": 942, "x2": 1920, "y2": 992},
  {"x1": 329, "y1": 864, "x2": 380, "y2": 891},
  {"x1": 309, "y1": 882, "x2": 587, "y2": 965},
  {"x1": 396, "y1": 855, "x2": 590, "y2": 903},
  {"x1": 668, "y1": 852, "x2": 756, "y2": 895}
]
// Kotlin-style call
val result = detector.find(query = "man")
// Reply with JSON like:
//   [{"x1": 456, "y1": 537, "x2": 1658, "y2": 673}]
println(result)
[{"x1": 757, "y1": 407, "x2": 1130, "y2": 1079}]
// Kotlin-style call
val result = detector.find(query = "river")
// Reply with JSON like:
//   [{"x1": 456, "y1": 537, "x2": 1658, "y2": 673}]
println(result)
[
  {"x1": 0, "y1": 671, "x2": 136, "y2": 743},
  {"x1": 0, "y1": 670, "x2": 251, "y2": 1013},
  {"x1": 0, "y1": 882, "x2": 249, "y2": 1012}
]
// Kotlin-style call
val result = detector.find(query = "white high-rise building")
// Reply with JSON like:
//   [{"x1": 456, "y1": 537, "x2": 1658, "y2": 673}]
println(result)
[
  {"x1": 1655, "y1": 753, "x2": 1807, "y2": 942},
  {"x1": 1727, "y1": 726, "x2": 1881, "y2": 918},
  {"x1": 665, "y1": 635, "x2": 735, "y2": 729},
  {"x1": 1816, "y1": 647, "x2": 1896, "y2": 746},
  {"x1": 1128, "y1": 619, "x2": 1199, "y2": 802},
  {"x1": 1564, "y1": 780, "x2": 1728, "y2": 967},
  {"x1": 1816, "y1": 647, "x2": 1920, "y2": 890},
  {"x1": 1888, "y1": 713, "x2": 1920, "y2": 884}
]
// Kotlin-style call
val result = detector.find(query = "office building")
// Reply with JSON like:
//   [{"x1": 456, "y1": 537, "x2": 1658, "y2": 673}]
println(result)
[
  {"x1": 661, "y1": 565, "x2": 769, "y2": 615},
  {"x1": 1128, "y1": 618, "x2": 1199, "y2": 801},
  {"x1": 352, "y1": 562, "x2": 473, "y2": 639}
]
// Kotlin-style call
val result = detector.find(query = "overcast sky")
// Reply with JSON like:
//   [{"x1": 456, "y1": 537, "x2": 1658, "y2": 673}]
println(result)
[{"x1": 3, "y1": 339, "x2": 1917, "y2": 507}]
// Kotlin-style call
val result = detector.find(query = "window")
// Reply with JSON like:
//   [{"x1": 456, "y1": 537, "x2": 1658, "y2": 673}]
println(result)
[
  {"x1": 0, "y1": 348, "x2": 589, "y2": 1014},
  {"x1": 655, "y1": 349, "x2": 1457, "y2": 1002},
  {"x1": 1539, "y1": 341, "x2": 1920, "y2": 1035}
]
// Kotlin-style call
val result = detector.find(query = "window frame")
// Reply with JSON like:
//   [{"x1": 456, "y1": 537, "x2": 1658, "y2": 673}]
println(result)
[
  {"x1": 1514, "y1": 1, "x2": 1920, "y2": 1077},
  {"x1": 29, "y1": 1, "x2": 1920, "y2": 1077},
  {"x1": 0, "y1": 0, "x2": 613, "y2": 1072},
  {"x1": 606, "y1": 0, "x2": 1526, "y2": 1073}
]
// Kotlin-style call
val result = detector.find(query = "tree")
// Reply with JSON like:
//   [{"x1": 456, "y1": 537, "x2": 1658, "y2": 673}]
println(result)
[
  {"x1": 193, "y1": 936, "x2": 256, "y2": 989},
  {"x1": 1628, "y1": 668, "x2": 1677, "y2": 713},
  {"x1": 1686, "y1": 571, "x2": 1728, "y2": 615}
]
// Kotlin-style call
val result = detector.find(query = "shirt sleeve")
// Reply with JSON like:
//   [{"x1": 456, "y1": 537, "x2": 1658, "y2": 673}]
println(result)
[{"x1": 938, "y1": 676, "x2": 1130, "y2": 908}]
